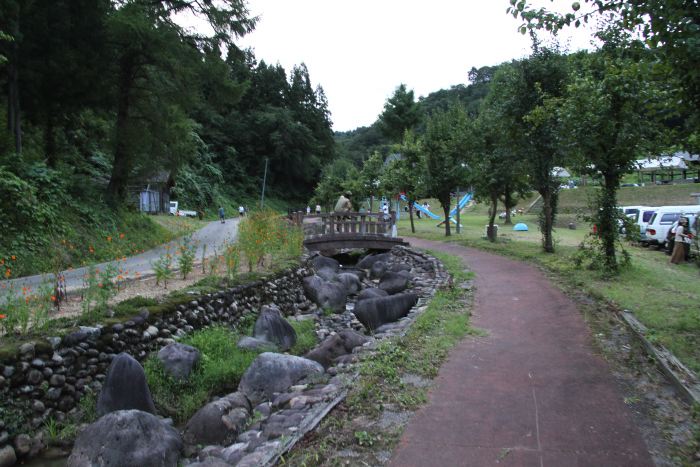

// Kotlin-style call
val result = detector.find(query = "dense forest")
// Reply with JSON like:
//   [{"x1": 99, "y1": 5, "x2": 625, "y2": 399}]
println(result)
[{"x1": 0, "y1": 0, "x2": 333, "y2": 275}]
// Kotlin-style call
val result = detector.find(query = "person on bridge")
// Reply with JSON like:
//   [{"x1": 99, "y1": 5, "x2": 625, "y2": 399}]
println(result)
[
  {"x1": 334, "y1": 191, "x2": 353, "y2": 213},
  {"x1": 315, "y1": 204, "x2": 322, "y2": 215}
]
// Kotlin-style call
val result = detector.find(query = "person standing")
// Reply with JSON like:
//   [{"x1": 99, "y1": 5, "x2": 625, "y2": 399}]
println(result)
[
  {"x1": 306, "y1": 205, "x2": 311, "y2": 215},
  {"x1": 315, "y1": 204, "x2": 322, "y2": 215},
  {"x1": 670, "y1": 217, "x2": 689, "y2": 264},
  {"x1": 334, "y1": 191, "x2": 353, "y2": 213},
  {"x1": 218, "y1": 206, "x2": 225, "y2": 223},
  {"x1": 238, "y1": 205, "x2": 245, "y2": 217}
]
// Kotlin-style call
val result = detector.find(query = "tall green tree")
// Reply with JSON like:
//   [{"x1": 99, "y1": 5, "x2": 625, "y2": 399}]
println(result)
[
  {"x1": 557, "y1": 51, "x2": 667, "y2": 272},
  {"x1": 378, "y1": 84, "x2": 420, "y2": 143},
  {"x1": 510, "y1": 0, "x2": 700, "y2": 149},
  {"x1": 422, "y1": 105, "x2": 470, "y2": 237},
  {"x1": 489, "y1": 47, "x2": 569, "y2": 252},
  {"x1": 381, "y1": 131, "x2": 423, "y2": 233}
]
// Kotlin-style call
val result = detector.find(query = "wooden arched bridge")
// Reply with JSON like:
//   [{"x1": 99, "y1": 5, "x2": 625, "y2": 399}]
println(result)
[{"x1": 291, "y1": 211, "x2": 409, "y2": 251}]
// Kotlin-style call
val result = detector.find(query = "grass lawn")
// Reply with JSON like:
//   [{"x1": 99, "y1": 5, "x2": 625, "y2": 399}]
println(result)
[{"x1": 398, "y1": 212, "x2": 700, "y2": 374}]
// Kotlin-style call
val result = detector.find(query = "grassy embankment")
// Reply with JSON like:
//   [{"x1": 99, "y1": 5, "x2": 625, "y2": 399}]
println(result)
[{"x1": 399, "y1": 189, "x2": 700, "y2": 374}]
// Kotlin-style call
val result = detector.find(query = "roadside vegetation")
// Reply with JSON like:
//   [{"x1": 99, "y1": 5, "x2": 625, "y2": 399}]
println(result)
[{"x1": 284, "y1": 251, "x2": 481, "y2": 465}]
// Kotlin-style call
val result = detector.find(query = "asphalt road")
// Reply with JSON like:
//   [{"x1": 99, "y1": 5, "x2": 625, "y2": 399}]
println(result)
[{"x1": 3, "y1": 218, "x2": 240, "y2": 296}]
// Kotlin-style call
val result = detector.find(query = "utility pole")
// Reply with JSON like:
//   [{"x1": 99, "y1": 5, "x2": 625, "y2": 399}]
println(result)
[{"x1": 260, "y1": 158, "x2": 269, "y2": 209}]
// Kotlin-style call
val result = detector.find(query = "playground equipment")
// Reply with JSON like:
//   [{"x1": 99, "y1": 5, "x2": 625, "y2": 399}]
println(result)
[{"x1": 400, "y1": 193, "x2": 473, "y2": 225}]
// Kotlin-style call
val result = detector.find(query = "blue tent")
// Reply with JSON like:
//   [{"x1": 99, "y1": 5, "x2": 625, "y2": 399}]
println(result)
[{"x1": 513, "y1": 223, "x2": 528, "y2": 231}]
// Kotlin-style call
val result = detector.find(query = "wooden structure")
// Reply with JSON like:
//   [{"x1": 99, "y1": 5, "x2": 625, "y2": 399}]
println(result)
[{"x1": 295, "y1": 211, "x2": 409, "y2": 251}]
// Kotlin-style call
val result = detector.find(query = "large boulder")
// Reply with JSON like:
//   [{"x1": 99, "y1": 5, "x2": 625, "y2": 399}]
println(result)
[
  {"x1": 182, "y1": 392, "x2": 251, "y2": 447},
  {"x1": 341, "y1": 267, "x2": 366, "y2": 281},
  {"x1": 97, "y1": 353, "x2": 156, "y2": 416},
  {"x1": 302, "y1": 275, "x2": 324, "y2": 303},
  {"x1": 353, "y1": 293, "x2": 418, "y2": 331},
  {"x1": 357, "y1": 252, "x2": 391, "y2": 270},
  {"x1": 389, "y1": 263, "x2": 412, "y2": 273},
  {"x1": 157, "y1": 343, "x2": 200, "y2": 381},
  {"x1": 316, "y1": 268, "x2": 337, "y2": 282},
  {"x1": 335, "y1": 273, "x2": 362, "y2": 295},
  {"x1": 378, "y1": 271, "x2": 410, "y2": 295},
  {"x1": 238, "y1": 353, "x2": 324, "y2": 404},
  {"x1": 311, "y1": 255, "x2": 339, "y2": 273},
  {"x1": 304, "y1": 330, "x2": 370, "y2": 368},
  {"x1": 303, "y1": 277, "x2": 347, "y2": 314},
  {"x1": 67, "y1": 410, "x2": 182, "y2": 467},
  {"x1": 357, "y1": 287, "x2": 389, "y2": 302},
  {"x1": 369, "y1": 261, "x2": 388, "y2": 280},
  {"x1": 253, "y1": 305, "x2": 297, "y2": 351}
]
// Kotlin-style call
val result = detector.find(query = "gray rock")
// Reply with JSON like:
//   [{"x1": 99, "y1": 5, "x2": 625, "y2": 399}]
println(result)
[
  {"x1": 67, "y1": 410, "x2": 182, "y2": 467},
  {"x1": 357, "y1": 287, "x2": 389, "y2": 301},
  {"x1": 369, "y1": 261, "x2": 388, "y2": 280},
  {"x1": 253, "y1": 305, "x2": 297, "y2": 351},
  {"x1": 157, "y1": 343, "x2": 200, "y2": 381},
  {"x1": 0, "y1": 445, "x2": 16, "y2": 467},
  {"x1": 303, "y1": 277, "x2": 347, "y2": 314},
  {"x1": 353, "y1": 293, "x2": 418, "y2": 331},
  {"x1": 221, "y1": 442, "x2": 249, "y2": 464},
  {"x1": 378, "y1": 271, "x2": 410, "y2": 294},
  {"x1": 13, "y1": 434, "x2": 31, "y2": 456},
  {"x1": 97, "y1": 353, "x2": 156, "y2": 416},
  {"x1": 183, "y1": 392, "x2": 251, "y2": 447},
  {"x1": 316, "y1": 268, "x2": 337, "y2": 282},
  {"x1": 389, "y1": 263, "x2": 411, "y2": 273},
  {"x1": 357, "y1": 252, "x2": 391, "y2": 270},
  {"x1": 238, "y1": 353, "x2": 324, "y2": 404},
  {"x1": 237, "y1": 336, "x2": 278, "y2": 352},
  {"x1": 305, "y1": 330, "x2": 369, "y2": 368},
  {"x1": 335, "y1": 273, "x2": 362, "y2": 295},
  {"x1": 311, "y1": 255, "x2": 339, "y2": 273},
  {"x1": 188, "y1": 459, "x2": 232, "y2": 467}
]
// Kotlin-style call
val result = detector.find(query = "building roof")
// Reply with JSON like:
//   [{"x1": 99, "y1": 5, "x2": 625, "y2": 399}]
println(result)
[{"x1": 634, "y1": 156, "x2": 688, "y2": 172}]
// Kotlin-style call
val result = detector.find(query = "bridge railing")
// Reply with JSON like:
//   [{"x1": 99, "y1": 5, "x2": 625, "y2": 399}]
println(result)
[{"x1": 291, "y1": 211, "x2": 397, "y2": 237}]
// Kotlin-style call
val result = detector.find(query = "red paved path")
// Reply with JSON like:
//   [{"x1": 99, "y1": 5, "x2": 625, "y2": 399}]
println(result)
[{"x1": 390, "y1": 239, "x2": 653, "y2": 467}]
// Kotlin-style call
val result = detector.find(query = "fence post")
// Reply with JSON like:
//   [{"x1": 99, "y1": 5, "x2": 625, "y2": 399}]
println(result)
[{"x1": 329, "y1": 214, "x2": 335, "y2": 235}]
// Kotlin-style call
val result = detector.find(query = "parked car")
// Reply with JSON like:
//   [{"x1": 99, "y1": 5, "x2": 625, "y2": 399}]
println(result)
[
  {"x1": 643, "y1": 205, "x2": 700, "y2": 248},
  {"x1": 620, "y1": 206, "x2": 655, "y2": 240},
  {"x1": 664, "y1": 214, "x2": 698, "y2": 256}
]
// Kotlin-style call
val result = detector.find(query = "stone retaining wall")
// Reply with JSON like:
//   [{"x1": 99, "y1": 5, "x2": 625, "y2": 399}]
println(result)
[{"x1": 0, "y1": 266, "x2": 312, "y2": 464}]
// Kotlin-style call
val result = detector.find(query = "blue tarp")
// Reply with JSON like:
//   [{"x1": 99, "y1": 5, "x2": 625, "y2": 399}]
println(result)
[{"x1": 513, "y1": 223, "x2": 529, "y2": 231}]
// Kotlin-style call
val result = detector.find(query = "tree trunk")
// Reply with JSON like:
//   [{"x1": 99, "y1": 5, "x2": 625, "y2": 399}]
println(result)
[
  {"x1": 369, "y1": 195, "x2": 374, "y2": 212},
  {"x1": 7, "y1": 21, "x2": 21, "y2": 156},
  {"x1": 600, "y1": 172, "x2": 620, "y2": 273},
  {"x1": 107, "y1": 53, "x2": 137, "y2": 205},
  {"x1": 44, "y1": 111, "x2": 57, "y2": 167},
  {"x1": 441, "y1": 196, "x2": 451, "y2": 237},
  {"x1": 488, "y1": 192, "x2": 498, "y2": 242},
  {"x1": 409, "y1": 199, "x2": 415, "y2": 233},
  {"x1": 540, "y1": 188, "x2": 555, "y2": 253}
]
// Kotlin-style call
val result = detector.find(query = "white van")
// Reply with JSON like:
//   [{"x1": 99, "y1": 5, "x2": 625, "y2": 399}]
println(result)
[
  {"x1": 643, "y1": 205, "x2": 700, "y2": 247},
  {"x1": 620, "y1": 206, "x2": 655, "y2": 236}
]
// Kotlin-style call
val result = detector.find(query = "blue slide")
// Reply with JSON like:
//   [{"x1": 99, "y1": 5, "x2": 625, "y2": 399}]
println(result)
[{"x1": 400, "y1": 193, "x2": 472, "y2": 224}]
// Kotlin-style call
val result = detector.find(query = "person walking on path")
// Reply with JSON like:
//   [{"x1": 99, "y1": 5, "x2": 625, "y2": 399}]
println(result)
[
  {"x1": 315, "y1": 204, "x2": 322, "y2": 215},
  {"x1": 390, "y1": 238, "x2": 654, "y2": 467},
  {"x1": 218, "y1": 206, "x2": 225, "y2": 224},
  {"x1": 670, "y1": 217, "x2": 690, "y2": 264},
  {"x1": 238, "y1": 205, "x2": 245, "y2": 217}
]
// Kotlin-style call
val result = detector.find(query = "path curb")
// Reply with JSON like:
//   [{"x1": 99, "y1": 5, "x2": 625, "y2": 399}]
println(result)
[{"x1": 619, "y1": 310, "x2": 700, "y2": 406}]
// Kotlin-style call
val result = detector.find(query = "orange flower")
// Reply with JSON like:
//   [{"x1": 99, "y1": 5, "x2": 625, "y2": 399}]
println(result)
[
  {"x1": 0, "y1": 314, "x2": 6, "y2": 319},
  {"x1": 4, "y1": 269, "x2": 10, "y2": 278},
  {"x1": 107, "y1": 236, "x2": 112, "y2": 242},
  {"x1": 119, "y1": 233, "x2": 125, "y2": 239},
  {"x1": 89, "y1": 246, "x2": 95, "y2": 254},
  {"x1": 50, "y1": 295, "x2": 56, "y2": 302},
  {"x1": 98, "y1": 283, "x2": 103, "y2": 288},
  {"x1": 0, "y1": 259, "x2": 4, "y2": 265},
  {"x1": 11, "y1": 255, "x2": 16, "y2": 261}
]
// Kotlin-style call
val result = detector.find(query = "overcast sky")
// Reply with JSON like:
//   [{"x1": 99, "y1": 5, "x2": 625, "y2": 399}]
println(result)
[{"x1": 232, "y1": 0, "x2": 598, "y2": 132}]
